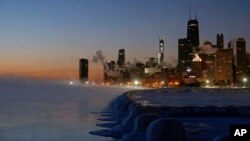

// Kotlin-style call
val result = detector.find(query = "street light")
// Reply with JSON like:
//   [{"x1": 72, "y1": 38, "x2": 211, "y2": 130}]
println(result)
[{"x1": 243, "y1": 77, "x2": 248, "y2": 83}]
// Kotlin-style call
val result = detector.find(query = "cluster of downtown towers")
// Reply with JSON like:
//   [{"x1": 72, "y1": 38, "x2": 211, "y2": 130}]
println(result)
[
  {"x1": 178, "y1": 16, "x2": 247, "y2": 86},
  {"x1": 79, "y1": 15, "x2": 248, "y2": 86}
]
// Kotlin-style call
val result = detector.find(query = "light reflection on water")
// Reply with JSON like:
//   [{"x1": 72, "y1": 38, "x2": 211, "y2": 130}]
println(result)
[{"x1": 0, "y1": 78, "x2": 135, "y2": 141}]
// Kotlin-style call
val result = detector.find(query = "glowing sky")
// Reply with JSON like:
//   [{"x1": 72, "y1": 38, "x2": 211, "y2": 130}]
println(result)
[{"x1": 0, "y1": 0, "x2": 249, "y2": 79}]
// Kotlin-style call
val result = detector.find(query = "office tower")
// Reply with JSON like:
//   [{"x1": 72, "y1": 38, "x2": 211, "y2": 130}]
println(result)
[
  {"x1": 159, "y1": 38, "x2": 164, "y2": 64},
  {"x1": 178, "y1": 38, "x2": 190, "y2": 70},
  {"x1": 215, "y1": 49, "x2": 233, "y2": 83},
  {"x1": 187, "y1": 18, "x2": 200, "y2": 52},
  {"x1": 246, "y1": 53, "x2": 250, "y2": 77},
  {"x1": 192, "y1": 53, "x2": 203, "y2": 79},
  {"x1": 157, "y1": 52, "x2": 161, "y2": 65},
  {"x1": 216, "y1": 33, "x2": 224, "y2": 50},
  {"x1": 236, "y1": 38, "x2": 247, "y2": 78},
  {"x1": 79, "y1": 58, "x2": 88, "y2": 82},
  {"x1": 228, "y1": 38, "x2": 247, "y2": 80},
  {"x1": 117, "y1": 49, "x2": 125, "y2": 68}
]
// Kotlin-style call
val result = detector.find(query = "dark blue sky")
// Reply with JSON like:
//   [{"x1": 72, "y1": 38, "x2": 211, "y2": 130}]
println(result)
[{"x1": 0, "y1": 0, "x2": 249, "y2": 77}]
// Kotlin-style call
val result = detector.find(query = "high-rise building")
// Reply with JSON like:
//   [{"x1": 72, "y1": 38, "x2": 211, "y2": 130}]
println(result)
[
  {"x1": 187, "y1": 18, "x2": 200, "y2": 52},
  {"x1": 236, "y1": 38, "x2": 247, "y2": 78},
  {"x1": 216, "y1": 33, "x2": 224, "y2": 50},
  {"x1": 178, "y1": 38, "x2": 190, "y2": 71},
  {"x1": 192, "y1": 53, "x2": 203, "y2": 80},
  {"x1": 215, "y1": 49, "x2": 233, "y2": 83},
  {"x1": 159, "y1": 38, "x2": 164, "y2": 64},
  {"x1": 228, "y1": 38, "x2": 247, "y2": 80},
  {"x1": 117, "y1": 49, "x2": 125, "y2": 68},
  {"x1": 79, "y1": 58, "x2": 88, "y2": 82},
  {"x1": 246, "y1": 53, "x2": 250, "y2": 77}
]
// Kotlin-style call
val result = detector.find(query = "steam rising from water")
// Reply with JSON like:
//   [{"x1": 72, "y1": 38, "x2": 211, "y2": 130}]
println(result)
[
  {"x1": 92, "y1": 50, "x2": 107, "y2": 64},
  {"x1": 0, "y1": 76, "x2": 133, "y2": 141}
]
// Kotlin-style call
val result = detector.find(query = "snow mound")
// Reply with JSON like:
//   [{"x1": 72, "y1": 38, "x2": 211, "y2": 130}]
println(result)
[
  {"x1": 90, "y1": 93, "x2": 135, "y2": 138},
  {"x1": 120, "y1": 114, "x2": 159, "y2": 141}
]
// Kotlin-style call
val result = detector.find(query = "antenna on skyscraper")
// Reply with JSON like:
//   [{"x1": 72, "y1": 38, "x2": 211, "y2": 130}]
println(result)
[
  {"x1": 189, "y1": 4, "x2": 191, "y2": 20},
  {"x1": 195, "y1": 6, "x2": 197, "y2": 19}
]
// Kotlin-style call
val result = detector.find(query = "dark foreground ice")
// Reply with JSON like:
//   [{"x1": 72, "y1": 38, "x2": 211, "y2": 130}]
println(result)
[
  {"x1": 91, "y1": 88, "x2": 250, "y2": 141},
  {"x1": 0, "y1": 77, "x2": 140, "y2": 141}
]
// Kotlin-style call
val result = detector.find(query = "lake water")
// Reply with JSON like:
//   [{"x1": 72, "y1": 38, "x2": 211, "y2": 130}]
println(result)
[{"x1": 0, "y1": 78, "x2": 137, "y2": 141}]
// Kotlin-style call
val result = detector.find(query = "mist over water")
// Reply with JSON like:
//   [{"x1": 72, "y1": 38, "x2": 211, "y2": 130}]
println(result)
[{"x1": 0, "y1": 77, "x2": 134, "y2": 141}]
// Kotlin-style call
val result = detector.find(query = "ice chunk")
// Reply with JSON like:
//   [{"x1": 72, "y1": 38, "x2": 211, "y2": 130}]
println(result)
[
  {"x1": 120, "y1": 114, "x2": 159, "y2": 141},
  {"x1": 146, "y1": 119, "x2": 187, "y2": 141}
]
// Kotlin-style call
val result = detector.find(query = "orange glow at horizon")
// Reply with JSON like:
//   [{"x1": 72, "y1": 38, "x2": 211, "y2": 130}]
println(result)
[{"x1": 0, "y1": 61, "x2": 104, "y2": 81}]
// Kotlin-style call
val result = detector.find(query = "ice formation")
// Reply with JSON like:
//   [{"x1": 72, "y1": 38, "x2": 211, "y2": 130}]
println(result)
[{"x1": 90, "y1": 88, "x2": 250, "y2": 141}]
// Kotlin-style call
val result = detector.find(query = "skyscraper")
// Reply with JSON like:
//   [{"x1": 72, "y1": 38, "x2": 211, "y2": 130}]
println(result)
[
  {"x1": 216, "y1": 33, "x2": 224, "y2": 50},
  {"x1": 79, "y1": 58, "x2": 88, "y2": 82},
  {"x1": 228, "y1": 38, "x2": 247, "y2": 80},
  {"x1": 117, "y1": 49, "x2": 125, "y2": 68},
  {"x1": 187, "y1": 18, "x2": 200, "y2": 52},
  {"x1": 178, "y1": 38, "x2": 190, "y2": 71},
  {"x1": 192, "y1": 53, "x2": 203, "y2": 79},
  {"x1": 215, "y1": 49, "x2": 233, "y2": 84},
  {"x1": 159, "y1": 38, "x2": 164, "y2": 64},
  {"x1": 236, "y1": 38, "x2": 246, "y2": 78}
]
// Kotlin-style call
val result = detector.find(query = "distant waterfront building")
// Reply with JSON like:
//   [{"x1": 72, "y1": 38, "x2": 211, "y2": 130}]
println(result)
[
  {"x1": 178, "y1": 38, "x2": 190, "y2": 71},
  {"x1": 228, "y1": 38, "x2": 247, "y2": 80},
  {"x1": 187, "y1": 18, "x2": 200, "y2": 52},
  {"x1": 246, "y1": 53, "x2": 250, "y2": 77},
  {"x1": 117, "y1": 49, "x2": 125, "y2": 68},
  {"x1": 215, "y1": 49, "x2": 233, "y2": 84},
  {"x1": 192, "y1": 53, "x2": 203, "y2": 80},
  {"x1": 159, "y1": 38, "x2": 165, "y2": 64},
  {"x1": 216, "y1": 33, "x2": 224, "y2": 50},
  {"x1": 79, "y1": 58, "x2": 88, "y2": 82}
]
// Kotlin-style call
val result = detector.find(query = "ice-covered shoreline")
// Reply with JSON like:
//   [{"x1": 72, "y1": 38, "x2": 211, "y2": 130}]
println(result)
[{"x1": 90, "y1": 88, "x2": 250, "y2": 141}]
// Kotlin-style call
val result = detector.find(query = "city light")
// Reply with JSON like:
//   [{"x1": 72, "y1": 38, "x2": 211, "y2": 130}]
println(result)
[
  {"x1": 206, "y1": 80, "x2": 210, "y2": 84},
  {"x1": 243, "y1": 78, "x2": 248, "y2": 83},
  {"x1": 133, "y1": 80, "x2": 141, "y2": 86}
]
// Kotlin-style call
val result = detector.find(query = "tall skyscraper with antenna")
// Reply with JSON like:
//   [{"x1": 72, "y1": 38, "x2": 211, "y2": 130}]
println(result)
[
  {"x1": 159, "y1": 38, "x2": 164, "y2": 64},
  {"x1": 182, "y1": 5, "x2": 200, "y2": 69},
  {"x1": 187, "y1": 6, "x2": 200, "y2": 52}
]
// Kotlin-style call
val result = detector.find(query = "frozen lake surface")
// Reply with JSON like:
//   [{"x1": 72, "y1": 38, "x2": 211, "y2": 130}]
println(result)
[{"x1": 0, "y1": 77, "x2": 140, "y2": 141}]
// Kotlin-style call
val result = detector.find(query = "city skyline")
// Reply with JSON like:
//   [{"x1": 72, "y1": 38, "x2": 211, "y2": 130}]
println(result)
[{"x1": 0, "y1": 0, "x2": 250, "y2": 79}]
